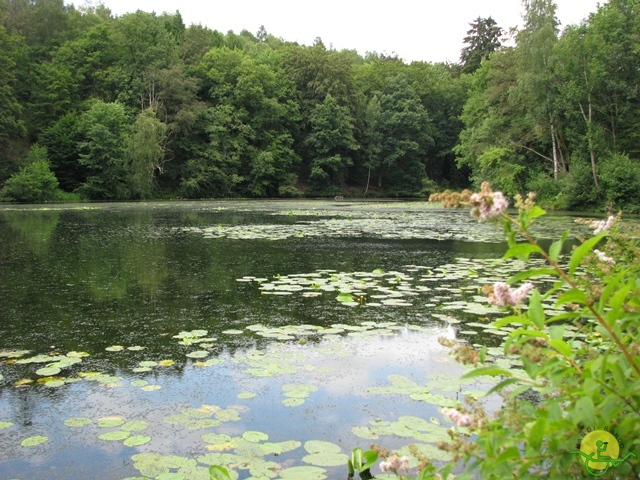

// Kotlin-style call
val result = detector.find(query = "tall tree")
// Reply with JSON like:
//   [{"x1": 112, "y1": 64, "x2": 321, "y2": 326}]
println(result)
[{"x1": 460, "y1": 17, "x2": 503, "y2": 74}]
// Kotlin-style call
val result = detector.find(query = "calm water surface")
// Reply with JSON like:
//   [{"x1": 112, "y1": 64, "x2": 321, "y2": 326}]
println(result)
[{"x1": 0, "y1": 200, "x2": 577, "y2": 479}]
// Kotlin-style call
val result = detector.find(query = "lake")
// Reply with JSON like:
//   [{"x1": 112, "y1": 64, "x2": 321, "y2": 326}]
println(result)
[{"x1": 0, "y1": 200, "x2": 585, "y2": 479}]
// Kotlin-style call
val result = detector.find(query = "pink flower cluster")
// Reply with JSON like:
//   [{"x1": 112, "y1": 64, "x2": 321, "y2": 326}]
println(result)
[
  {"x1": 469, "y1": 182, "x2": 509, "y2": 221},
  {"x1": 590, "y1": 215, "x2": 615, "y2": 234},
  {"x1": 594, "y1": 249, "x2": 615, "y2": 265},
  {"x1": 379, "y1": 454, "x2": 410, "y2": 472},
  {"x1": 488, "y1": 282, "x2": 534, "y2": 307},
  {"x1": 441, "y1": 407, "x2": 473, "y2": 427}
]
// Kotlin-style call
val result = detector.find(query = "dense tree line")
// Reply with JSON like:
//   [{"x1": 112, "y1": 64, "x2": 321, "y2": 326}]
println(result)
[{"x1": 0, "y1": 0, "x2": 639, "y2": 211}]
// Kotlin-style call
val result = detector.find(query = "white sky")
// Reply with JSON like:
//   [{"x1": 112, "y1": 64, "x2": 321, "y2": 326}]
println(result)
[{"x1": 72, "y1": 0, "x2": 603, "y2": 63}]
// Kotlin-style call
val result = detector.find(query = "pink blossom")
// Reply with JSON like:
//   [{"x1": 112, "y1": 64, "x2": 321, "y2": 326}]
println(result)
[
  {"x1": 488, "y1": 282, "x2": 534, "y2": 307},
  {"x1": 470, "y1": 183, "x2": 509, "y2": 221},
  {"x1": 594, "y1": 249, "x2": 615, "y2": 265},
  {"x1": 442, "y1": 407, "x2": 474, "y2": 427},
  {"x1": 591, "y1": 215, "x2": 615, "y2": 235},
  {"x1": 380, "y1": 454, "x2": 410, "y2": 472}
]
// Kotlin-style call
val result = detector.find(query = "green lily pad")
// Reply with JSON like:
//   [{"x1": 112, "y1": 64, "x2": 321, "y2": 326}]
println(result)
[
  {"x1": 130, "y1": 380, "x2": 149, "y2": 387},
  {"x1": 237, "y1": 392, "x2": 257, "y2": 399},
  {"x1": 157, "y1": 359, "x2": 175, "y2": 366},
  {"x1": 98, "y1": 417, "x2": 125, "y2": 428},
  {"x1": 242, "y1": 431, "x2": 269, "y2": 443},
  {"x1": 99, "y1": 430, "x2": 131, "y2": 441},
  {"x1": 278, "y1": 466, "x2": 327, "y2": 479},
  {"x1": 282, "y1": 398, "x2": 304, "y2": 407},
  {"x1": 105, "y1": 346, "x2": 124, "y2": 352},
  {"x1": 122, "y1": 420, "x2": 148, "y2": 432},
  {"x1": 66, "y1": 351, "x2": 90, "y2": 358},
  {"x1": 215, "y1": 409, "x2": 241, "y2": 422},
  {"x1": 304, "y1": 440, "x2": 342, "y2": 454},
  {"x1": 128, "y1": 346, "x2": 145, "y2": 351},
  {"x1": 202, "y1": 433, "x2": 232, "y2": 444},
  {"x1": 36, "y1": 366, "x2": 62, "y2": 376},
  {"x1": 0, "y1": 421, "x2": 14, "y2": 429},
  {"x1": 44, "y1": 380, "x2": 66, "y2": 387},
  {"x1": 141, "y1": 385, "x2": 161, "y2": 391},
  {"x1": 64, "y1": 417, "x2": 92, "y2": 428},
  {"x1": 21, "y1": 435, "x2": 48, "y2": 447},
  {"x1": 138, "y1": 361, "x2": 158, "y2": 368},
  {"x1": 186, "y1": 351, "x2": 209, "y2": 359},
  {"x1": 302, "y1": 452, "x2": 349, "y2": 467},
  {"x1": 124, "y1": 435, "x2": 152, "y2": 447}
]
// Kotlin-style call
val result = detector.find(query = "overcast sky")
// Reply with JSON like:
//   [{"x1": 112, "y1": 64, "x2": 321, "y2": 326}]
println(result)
[{"x1": 71, "y1": 0, "x2": 604, "y2": 63}]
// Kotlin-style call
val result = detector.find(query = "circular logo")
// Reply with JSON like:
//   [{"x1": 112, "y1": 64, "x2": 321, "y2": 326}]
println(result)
[{"x1": 580, "y1": 430, "x2": 620, "y2": 471}]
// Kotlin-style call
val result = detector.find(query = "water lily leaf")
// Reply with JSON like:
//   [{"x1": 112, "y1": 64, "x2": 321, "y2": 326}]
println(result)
[
  {"x1": 158, "y1": 359, "x2": 175, "y2": 366},
  {"x1": 64, "y1": 417, "x2": 92, "y2": 428},
  {"x1": 132, "y1": 367, "x2": 152, "y2": 373},
  {"x1": 237, "y1": 392, "x2": 257, "y2": 399},
  {"x1": 124, "y1": 435, "x2": 152, "y2": 447},
  {"x1": 122, "y1": 420, "x2": 148, "y2": 432},
  {"x1": 282, "y1": 398, "x2": 304, "y2": 407},
  {"x1": 278, "y1": 466, "x2": 327, "y2": 479},
  {"x1": 186, "y1": 351, "x2": 209, "y2": 359},
  {"x1": 0, "y1": 349, "x2": 30, "y2": 358},
  {"x1": 21, "y1": 435, "x2": 49, "y2": 447},
  {"x1": 14, "y1": 378, "x2": 33, "y2": 387},
  {"x1": 127, "y1": 346, "x2": 145, "y2": 351},
  {"x1": 43, "y1": 379, "x2": 66, "y2": 387},
  {"x1": 0, "y1": 421, "x2": 14, "y2": 429},
  {"x1": 215, "y1": 409, "x2": 241, "y2": 422},
  {"x1": 138, "y1": 361, "x2": 158, "y2": 367},
  {"x1": 304, "y1": 440, "x2": 342, "y2": 455},
  {"x1": 98, "y1": 417, "x2": 125, "y2": 428},
  {"x1": 36, "y1": 366, "x2": 62, "y2": 376},
  {"x1": 202, "y1": 433, "x2": 232, "y2": 444},
  {"x1": 302, "y1": 452, "x2": 349, "y2": 467},
  {"x1": 130, "y1": 380, "x2": 149, "y2": 387},
  {"x1": 242, "y1": 431, "x2": 269, "y2": 443},
  {"x1": 141, "y1": 385, "x2": 161, "y2": 391},
  {"x1": 260, "y1": 440, "x2": 301, "y2": 455},
  {"x1": 66, "y1": 351, "x2": 90, "y2": 358},
  {"x1": 105, "y1": 346, "x2": 124, "y2": 352},
  {"x1": 99, "y1": 430, "x2": 131, "y2": 441},
  {"x1": 351, "y1": 426, "x2": 378, "y2": 439}
]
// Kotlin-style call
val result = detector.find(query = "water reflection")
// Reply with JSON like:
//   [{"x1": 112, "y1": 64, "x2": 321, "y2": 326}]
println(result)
[{"x1": 0, "y1": 201, "x2": 575, "y2": 479}]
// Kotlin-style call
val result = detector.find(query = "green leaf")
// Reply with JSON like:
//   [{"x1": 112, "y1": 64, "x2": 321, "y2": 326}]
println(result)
[
  {"x1": 21, "y1": 435, "x2": 48, "y2": 447},
  {"x1": 527, "y1": 205, "x2": 546, "y2": 220},
  {"x1": 209, "y1": 465, "x2": 234, "y2": 480},
  {"x1": 549, "y1": 325, "x2": 565, "y2": 341},
  {"x1": 493, "y1": 315, "x2": 531, "y2": 328},
  {"x1": 508, "y1": 268, "x2": 558, "y2": 283},
  {"x1": 548, "y1": 339, "x2": 572, "y2": 357},
  {"x1": 484, "y1": 378, "x2": 520, "y2": 396},
  {"x1": 527, "y1": 290, "x2": 544, "y2": 329},
  {"x1": 461, "y1": 366, "x2": 513, "y2": 379},
  {"x1": 556, "y1": 289, "x2": 588, "y2": 306},
  {"x1": 569, "y1": 233, "x2": 605, "y2": 275},
  {"x1": 549, "y1": 230, "x2": 569, "y2": 261},
  {"x1": 504, "y1": 243, "x2": 543, "y2": 260}
]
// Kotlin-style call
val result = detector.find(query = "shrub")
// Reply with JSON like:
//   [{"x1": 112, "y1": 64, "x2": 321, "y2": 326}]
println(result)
[{"x1": 0, "y1": 145, "x2": 60, "y2": 203}]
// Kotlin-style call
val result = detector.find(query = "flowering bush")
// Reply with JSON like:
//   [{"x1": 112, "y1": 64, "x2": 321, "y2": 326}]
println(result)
[
  {"x1": 365, "y1": 182, "x2": 639, "y2": 479},
  {"x1": 426, "y1": 183, "x2": 640, "y2": 479}
]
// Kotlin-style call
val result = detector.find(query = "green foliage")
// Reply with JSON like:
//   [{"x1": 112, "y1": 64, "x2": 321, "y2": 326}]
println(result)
[
  {"x1": 435, "y1": 186, "x2": 640, "y2": 478},
  {"x1": 598, "y1": 153, "x2": 640, "y2": 213},
  {"x1": 1, "y1": 145, "x2": 59, "y2": 202},
  {"x1": 460, "y1": 16, "x2": 503, "y2": 74},
  {"x1": 77, "y1": 101, "x2": 132, "y2": 200}
]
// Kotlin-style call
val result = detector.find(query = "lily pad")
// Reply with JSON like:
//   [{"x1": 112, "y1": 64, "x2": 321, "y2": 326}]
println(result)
[
  {"x1": 278, "y1": 466, "x2": 327, "y2": 479},
  {"x1": 242, "y1": 431, "x2": 269, "y2": 443},
  {"x1": 0, "y1": 421, "x2": 14, "y2": 429},
  {"x1": 237, "y1": 392, "x2": 257, "y2": 399},
  {"x1": 186, "y1": 351, "x2": 209, "y2": 359},
  {"x1": 99, "y1": 430, "x2": 131, "y2": 441},
  {"x1": 21, "y1": 435, "x2": 48, "y2": 447},
  {"x1": 98, "y1": 417, "x2": 125, "y2": 428},
  {"x1": 302, "y1": 452, "x2": 349, "y2": 467},
  {"x1": 141, "y1": 385, "x2": 161, "y2": 391},
  {"x1": 64, "y1": 417, "x2": 92, "y2": 428},
  {"x1": 36, "y1": 366, "x2": 62, "y2": 376},
  {"x1": 122, "y1": 420, "x2": 148, "y2": 432},
  {"x1": 124, "y1": 435, "x2": 152, "y2": 447},
  {"x1": 105, "y1": 346, "x2": 124, "y2": 352}
]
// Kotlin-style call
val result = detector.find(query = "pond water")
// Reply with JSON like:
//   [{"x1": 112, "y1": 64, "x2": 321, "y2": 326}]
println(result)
[{"x1": 0, "y1": 200, "x2": 588, "y2": 480}]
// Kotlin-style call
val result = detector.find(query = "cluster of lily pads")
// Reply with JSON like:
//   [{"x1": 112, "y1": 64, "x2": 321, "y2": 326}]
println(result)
[{"x1": 176, "y1": 205, "x2": 591, "y2": 244}]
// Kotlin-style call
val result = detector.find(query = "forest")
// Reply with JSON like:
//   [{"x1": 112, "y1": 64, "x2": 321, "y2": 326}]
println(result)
[{"x1": 1, "y1": 0, "x2": 639, "y2": 211}]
